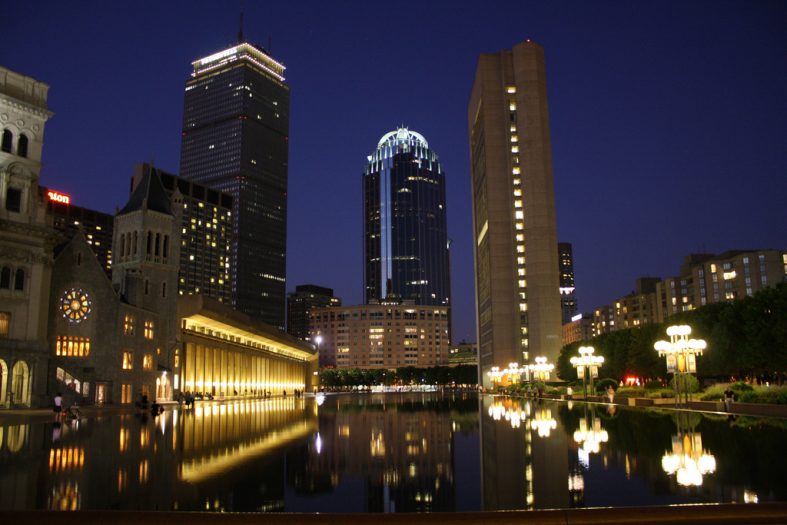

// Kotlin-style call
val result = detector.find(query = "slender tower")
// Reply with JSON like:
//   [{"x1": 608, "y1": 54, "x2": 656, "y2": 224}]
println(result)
[
  {"x1": 468, "y1": 40, "x2": 562, "y2": 387},
  {"x1": 179, "y1": 36, "x2": 289, "y2": 328},
  {"x1": 363, "y1": 128, "x2": 451, "y2": 308}
]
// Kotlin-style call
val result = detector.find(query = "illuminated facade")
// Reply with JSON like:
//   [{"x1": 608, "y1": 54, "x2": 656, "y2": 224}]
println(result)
[
  {"x1": 42, "y1": 187, "x2": 114, "y2": 276},
  {"x1": 0, "y1": 65, "x2": 58, "y2": 408},
  {"x1": 363, "y1": 128, "x2": 451, "y2": 307},
  {"x1": 558, "y1": 242, "x2": 577, "y2": 324},
  {"x1": 180, "y1": 42, "x2": 290, "y2": 328},
  {"x1": 178, "y1": 295, "x2": 317, "y2": 396},
  {"x1": 562, "y1": 314, "x2": 593, "y2": 346},
  {"x1": 468, "y1": 40, "x2": 562, "y2": 387},
  {"x1": 310, "y1": 301, "x2": 449, "y2": 369},
  {"x1": 286, "y1": 284, "x2": 341, "y2": 342},
  {"x1": 131, "y1": 163, "x2": 233, "y2": 304}
]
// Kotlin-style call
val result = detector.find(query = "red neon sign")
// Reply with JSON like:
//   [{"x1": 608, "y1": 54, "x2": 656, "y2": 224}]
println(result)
[{"x1": 47, "y1": 190, "x2": 71, "y2": 205}]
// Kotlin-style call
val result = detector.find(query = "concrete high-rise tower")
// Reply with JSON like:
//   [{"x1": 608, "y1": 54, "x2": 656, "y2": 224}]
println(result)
[
  {"x1": 180, "y1": 40, "x2": 289, "y2": 328},
  {"x1": 363, "y1": 128, "x2": 451, "y2": 308},
  {"x1": 468, "y1": 40, "x2": 562, "y2": 387}
]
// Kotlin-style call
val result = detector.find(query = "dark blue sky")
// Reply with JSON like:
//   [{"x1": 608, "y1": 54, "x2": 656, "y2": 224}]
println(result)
[{"x1": 4, "y1": 1, "x2": 786, "y2": 343}]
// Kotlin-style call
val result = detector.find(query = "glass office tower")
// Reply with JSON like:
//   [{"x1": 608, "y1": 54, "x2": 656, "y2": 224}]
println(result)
[
  {"x1": 363, "y1": 128, "x2": 450, "y2": 307},
  {"x1": 180, "y1": 42, "x2": 289, "y2": 328}
]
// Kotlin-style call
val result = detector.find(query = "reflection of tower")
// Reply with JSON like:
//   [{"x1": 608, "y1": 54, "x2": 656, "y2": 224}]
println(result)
[{"x1": 481, "y1": 397, "x2": 569, "y2": 510}]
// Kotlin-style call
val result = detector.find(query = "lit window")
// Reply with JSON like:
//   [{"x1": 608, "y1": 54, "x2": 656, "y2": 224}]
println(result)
[
  {"x1": 517, "y1": 257, "x2": 525, "y2": 265},
  {"x1": 511, "y1": 146, "x2": 519, "y2": 153},
  {"x1": 516, "y1": 245, "x2": 525, "y2": 253},
  {"x1": 55, "y1": 336, "x2": 91, "y2": 357},
  {"x1": 514, "y1": 199, "x2": 522, "y2": 208},
  {"x1": 515, "y1": 222, "x2": 524, "y2": 230},
  {"x1": 513, "y1": 178, "x2": 521, "y2": 185},
  {"x1": 144, "y1": 320, "x2": 154, "y2": 340},
  {"x1": 506, "y1": 86, "x2": 516, "y2": 94},
  {"x1": 518, "y1": 268, "x2": 525, "y2": 276},
  {"x1": 510, "y1": 135, "x2": 518, "y2": 143},
  {"x1": 515, "y1": 211, "x2": 524, "y2": 220},
  {"x1": 516, "y1": 234, "x2": 524, "y2": 242},
  {"x1": 519, "y1": 303, "x2": 527, "y2": 311},
  {"x1": 123, "y1": 314, "x2": 135, "y2": 336},
  {"x1": 509, "y1": 102, "x2": 517, "y2": 111},
  {"x1": 142, "y1": 354, "x2": 153, "y2": 370},
  {"x1": 512, "y1": 167, "x2": 521, "y2": 175},
  {"x1": 122, "y1": 352, "x2": 133, "y2": 370},
  {"x1": 513, "y1": 189, "x2": 522, "y2": 196}
]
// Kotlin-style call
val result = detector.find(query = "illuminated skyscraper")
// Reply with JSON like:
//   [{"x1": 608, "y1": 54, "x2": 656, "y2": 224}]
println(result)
[
  {"x1": 468, "y1": 40, "x2": 562, "y2": 387},
  {"x1": 363, "y1": 128, "x2": 451, "y2": 308},
  {"x1": 558, "y1": 242, "x2": 578, "y2": 324},
  {"x1": 180, "y1": 41, "x2": 289, "y2": 328}
]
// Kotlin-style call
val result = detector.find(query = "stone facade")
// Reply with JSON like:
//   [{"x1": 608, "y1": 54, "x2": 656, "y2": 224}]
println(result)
[{"x1": 0, "y1": 66, "x2": 59, "y2": 408}]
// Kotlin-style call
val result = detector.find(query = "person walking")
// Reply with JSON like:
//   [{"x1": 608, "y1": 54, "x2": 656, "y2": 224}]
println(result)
[
  {"x1": 606, "y1": 385, "x2": 615, "y2": 404},
  {"x1": 724, "y1": 387, "x2": 735, "y2": 412},
  {"x1": 53, "y1": 392, "x2": 63, "y2": 420},
  {"x1": 566, "y1": 386, "x2": 573, "y2": 400}
]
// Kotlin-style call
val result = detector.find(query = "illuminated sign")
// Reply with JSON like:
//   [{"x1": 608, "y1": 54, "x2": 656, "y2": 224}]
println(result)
[
  {"x1": 571, "y1": 313, "x2": 583, "y2": 322},
  {"x1": 47, "y1": 190, "x2": 71, "y2": 205}
]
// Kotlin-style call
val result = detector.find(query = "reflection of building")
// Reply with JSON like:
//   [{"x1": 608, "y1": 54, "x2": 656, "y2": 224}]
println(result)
[
  {"x1": 132, "y1": 163, "x2": 233, "y2": 304},
  {"x1": 363, "y1": 128, "x2": 450, "y2": 308},
  {"x1": 481, "y1": 396, "x2": 568, "y2": 510},
  {"x1": 0, "y1": 66, "x2": 59, "y2": 407},
  {"x1": 42, "y1": 188, "x2": 114, "y2": 276},
  {"x1": 180, "y1": 41, "x2": 290, "y2": 328},
  {"x1": 289, "y1": 394, "x2": 464, "y2": 512},
  {"x1": 310, "y1": 301, "x2": 449, "y2": 368},
  {"x1": 559, "y1": 242, "x2": 577, "y2": 324},
  {"x1": 178, "y1": 294, "x2": 317, "y2": 396},
  {"x1": 468, "y1": 40, "x2": 562, "y2": 387},
  {"x1": 287, "y1": 284, "x2": 340, "y2": 341}
]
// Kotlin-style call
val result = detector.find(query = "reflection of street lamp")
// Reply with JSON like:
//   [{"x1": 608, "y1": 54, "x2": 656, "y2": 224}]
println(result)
[
  {"x1": 654, "y1": 325, "x2": 706, "y2": 405},
  {"x1": 528, "y1": 356, "x2": 554, "y2": 382},
  {"x1": 573, "y1": 414, "x2": 608, "y2": 455},
  {"x1": 662, "y1": 414, "x2": 716, "y2": 487},
  {"x1": 570, "y1": 346, "x2": 604, "y2": 399},
  {"x1": 530, "y1": 407, "x2": 557, "y2": 438}
]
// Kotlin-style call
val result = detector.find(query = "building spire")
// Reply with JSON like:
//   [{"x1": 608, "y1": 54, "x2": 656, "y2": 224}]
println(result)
[{"x1": 238, "y1": 1, "x2": 245, "y2": 43}]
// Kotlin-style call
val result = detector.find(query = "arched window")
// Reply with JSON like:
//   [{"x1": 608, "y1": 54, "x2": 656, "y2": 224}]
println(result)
[
  {"x1": 163, "y1": 235, "x2": 169, "y2": 258},
  {"x1": 1, "y1": 129, "x2": 12, "y2": 153},
  {"x1": 17, "y1": 134, "x2": 28, "y2": 158},
  {"x1": 146, "y1": 231, "x2": 152, "y2": 254},
  {"x1": 133, "y1": 231, "x2": 138, "y2": 255},
  {"x1": 0, "y1": 267, "x2": 10, "y2": 289},
  {"x1": 120, "y1": 233, "x2": 126, "y2": 257},
  {"x1": 162, "y1": 281, "x2": 167, "y2": 298},
  {"x1": 14, "y1": 268, "x2": 24, "y2": 291},
  {"x1": 155, "y1": 233, "x2": 160, "y2": 256}
]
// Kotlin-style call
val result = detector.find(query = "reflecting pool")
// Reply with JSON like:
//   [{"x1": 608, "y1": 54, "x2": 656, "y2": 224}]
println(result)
[{"x1": 0, "y1": 393, "x2": 785, "y2": 512}]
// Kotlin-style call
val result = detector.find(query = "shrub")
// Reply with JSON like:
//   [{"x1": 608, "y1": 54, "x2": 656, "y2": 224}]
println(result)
[
  {"x1": 731, "y1": 381, "x2": 754, "y2": 393},
  {"x1": 644, "y1": 380, "x2": 665, "y2": 390},
  {"x1": 738, "y1": 388, "x2": 787, "y2": 405},
  {"x1": 616, "y1": 386, "x2": 645, "y2": 397},
  {"x1": 670, "y1": 374, "x2": 700, "y2": 393},
  {"x1": 595, "y1": 378, "x2": 618, "y2": 393},
  {"x1": 645, "y1": 388, "x2": 675, "y2": 399}
]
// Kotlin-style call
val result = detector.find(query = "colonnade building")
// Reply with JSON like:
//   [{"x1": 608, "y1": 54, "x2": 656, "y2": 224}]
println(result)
[{"x1": 179, "y1": 294, "x2": 317, "y2": 396}]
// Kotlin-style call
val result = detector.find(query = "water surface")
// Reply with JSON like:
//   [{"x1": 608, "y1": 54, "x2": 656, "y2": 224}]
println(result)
[{"x1": 0, "y1": 393, "x2": 784, "y2": 512}]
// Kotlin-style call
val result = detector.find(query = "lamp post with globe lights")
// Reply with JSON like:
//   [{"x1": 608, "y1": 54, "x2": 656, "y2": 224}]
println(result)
[
  {"x1": 570, "y1": 346, "x2": 604, "y2": 400},
  {"x1": 654, "y1": 325, "x2": 707, "y2": 406},
  {"x1": 528, "y1": 356, "x2": 555, "y2": 382}
]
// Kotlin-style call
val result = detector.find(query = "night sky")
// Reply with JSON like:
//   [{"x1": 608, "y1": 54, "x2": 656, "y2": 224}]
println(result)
[{"x1": 4, "y1": 1, "x2": 786, "y2": 343}]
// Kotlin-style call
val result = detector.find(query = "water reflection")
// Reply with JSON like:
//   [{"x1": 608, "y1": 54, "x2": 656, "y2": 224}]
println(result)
[
  {"x1": 661, "y1": 413, "x2": 717, "y2": 487},
  {"x1": 0, "y1": 394, "x2": 785, "y2": 512}
]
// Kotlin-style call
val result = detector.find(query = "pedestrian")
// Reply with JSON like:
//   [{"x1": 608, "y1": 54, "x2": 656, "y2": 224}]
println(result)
[
  {"x1": 53, "y1": 392, "x2": 63, "y2": 420},
  {"x1": 566, "y1": 386, "x2": 573, "y2": 400},
  {"x1": 606, "y1": 385, "x2": 615, "y2": 404},
  {"x1": 724, "y1": 387, "x2": 735, "y2": 412}
]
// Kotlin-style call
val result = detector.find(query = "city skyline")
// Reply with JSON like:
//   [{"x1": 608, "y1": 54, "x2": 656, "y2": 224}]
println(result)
[{"x1": 4, "y1": 1, "x2": 785, "y2": 343}]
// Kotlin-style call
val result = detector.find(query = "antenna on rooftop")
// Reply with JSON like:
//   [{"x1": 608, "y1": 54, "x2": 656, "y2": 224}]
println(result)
[{"x1": 238, "y1": 0, "x2": 245, "y2": 43}]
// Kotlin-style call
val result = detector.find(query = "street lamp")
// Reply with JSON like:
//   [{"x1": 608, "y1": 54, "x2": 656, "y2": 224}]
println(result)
[
  {"x1": 661, "y1": 413, "x2": 716, "y2": 487},
  {"x1": 654, "y1": 324, "x2": 707, "y2": 405},
  {"x1": 570, "y1": 346, "x2": 604, "y2": 400},
  {"x1": 487, "y1": 366, "x2": 503, "y2": 390},
  {"x1": 528, "y1": 356, "x2": 555, "y2": 382}
]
